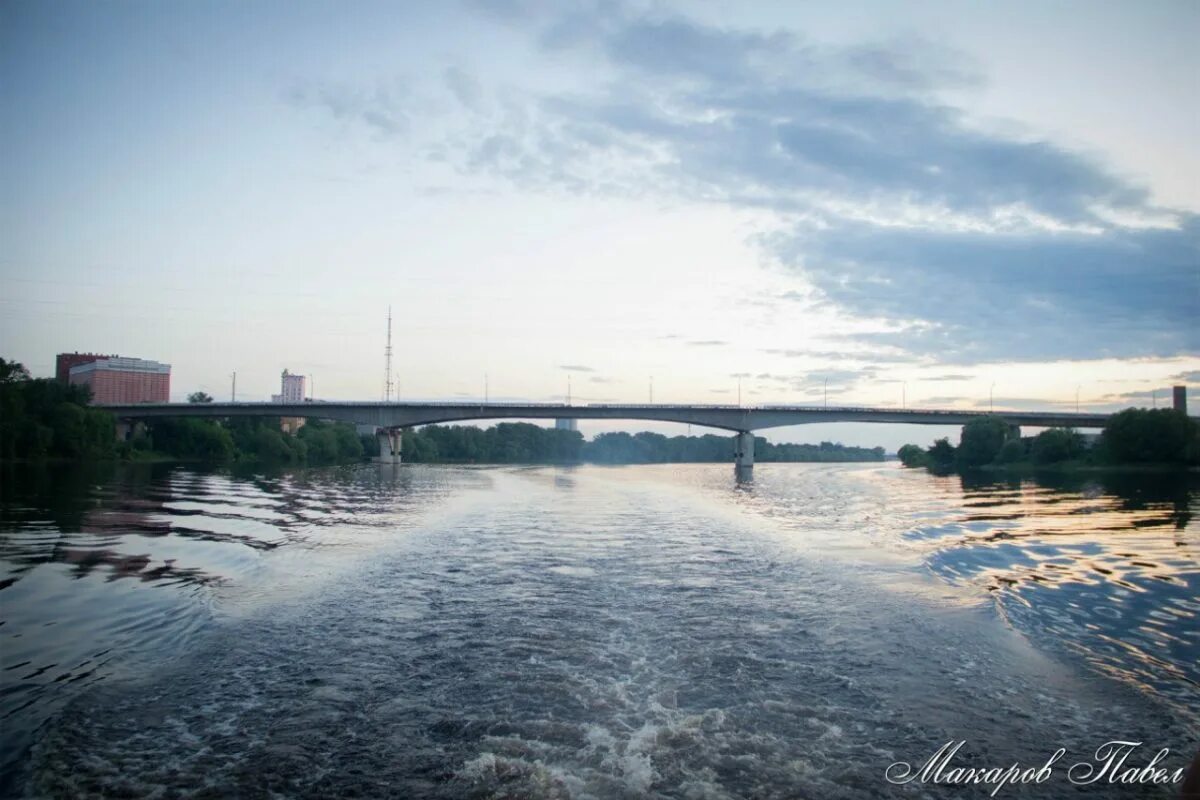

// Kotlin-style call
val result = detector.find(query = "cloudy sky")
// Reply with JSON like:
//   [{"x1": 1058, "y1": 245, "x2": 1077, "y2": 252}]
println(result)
[{"x1": 2, "y1": 0, "x2": 1197, "y2": 448}]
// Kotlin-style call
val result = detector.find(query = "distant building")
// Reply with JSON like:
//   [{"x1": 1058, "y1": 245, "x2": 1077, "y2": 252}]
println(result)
[
  {"x1": 1174, "y1": 385, "x2": 1188, "y2": 415},
  {"x1": 279, "y1": 369, "x2": 306, "y2": 404},
  {"x1": 555, "y1": 418, "x2": 578, "y2": 432},
  {"x1": 274, "y1": 369, "x2": 307, "y2": 434},
  {"x1": 56, "y1": 352, "x2": 116, "y2": 384},
  {"x1": 69, "y1": 357, "x2": 170, "y2": 404}
]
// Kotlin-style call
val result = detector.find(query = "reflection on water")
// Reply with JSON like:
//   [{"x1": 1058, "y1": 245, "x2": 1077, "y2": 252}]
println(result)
[
  {"x1": 918, "y1": 470, "x2": 1198, "y2": 720},
  {"x1": 1, "y1": 461, "x2": 1197, "y2": 798}
]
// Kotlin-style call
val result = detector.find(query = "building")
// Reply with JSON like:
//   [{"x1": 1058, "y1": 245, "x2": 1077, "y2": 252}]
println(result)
[
  {"x1": 56, "y1": 352, "x2": 116, "y2": 384},
  {"x1": 281, "y1": 369, "x2": 306, "y2": 403},
  {"x1": 273, "y1": 369, "x2": 307, "y2": 434},
  {"x1": 69, "y1": 357, "x2": 170, "y2": 404},
  {"x1": 555, "y1": 418, "x2": 578, "y2": 432},
  {"x1": 271, "y1": 370, "x2": 307, "y2": 404},
  {"x1": 1174, "y1": 385, "x2": 1188, "y2": 415}
]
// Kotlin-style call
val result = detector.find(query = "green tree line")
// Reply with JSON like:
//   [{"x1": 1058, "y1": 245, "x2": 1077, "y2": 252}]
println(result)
[
  {"x1": 898, "y1": 408, "x2": 1200, "y2": 472},
  {"x1": 144, "y1": 416, "x2": 365, "y2": 464},
  {"x1": 580, "y1": 431, "x2": 883, "y2": 464},
  {"x1": 1, "y1": 359, "x2": 115, "y2": 459},
  {"x1": 392, "y1": 425, "x2": 884, "y2": 464}
]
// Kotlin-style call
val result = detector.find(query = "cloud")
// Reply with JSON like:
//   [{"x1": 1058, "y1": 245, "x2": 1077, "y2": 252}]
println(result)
[
  {"x1": 1170, "y1": 370, "x2": 1200, "y2": 383},
  {"x1": 686, "y1": 339, "x2": 727, "y2": 346},
  {"x1": 286, "y1": 81, "x2": 410, "y2": 139},
  {"x1": 840, "y1": 37, "x2": 984, "y2": 92},
  {"x1": 452, "y1": 5, "x2": 1198, "y2": 361},
  {"x1": 768, "y1": 216, "x2": 1199, "y2": 360},
  {"x1": 559, "y1": 364, "x2": 594, "y2": 371},
  {"x1": 1100, "y1": 388, "x2": 1175, "y2": 402},
  {"x1": 588, "y1": 375, "x2": 616, "y2": 383},
  {"x1": 968, "y1": 397, "x2": 1065, "y2": 410},
  {"x1": 924, "y1": 373, "x2": 973, "y2": 381},
  {"x1": 807, "y1": 368, "x2": 875, "y2": 385},
  {"x1": 291, "y1": 4, "x2": 1197, "y2": 363},
  {"x1": 444, "y1": 67, "x2": 483, "y2": 111},
  {"x1": 761, "y1": 347, "x2": 914, "y2": 363}
]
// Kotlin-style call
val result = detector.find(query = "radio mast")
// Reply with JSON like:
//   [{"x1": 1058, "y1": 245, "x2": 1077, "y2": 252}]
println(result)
[{"x1": 383, "y1": 306, "x2": 394, "y2": 402}]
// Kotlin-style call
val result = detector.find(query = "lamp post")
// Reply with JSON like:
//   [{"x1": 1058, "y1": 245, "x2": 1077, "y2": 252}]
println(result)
[
  {"x1": 484, "y1": 373, "x2": 489, "y2": 405},
  {"x1": 990, "y1": 383, "x2": 995, "y2": 414},
  {"x1": 1076, "y1": 385, "x2": 1081, "y2": 414},
  {"x1": 649, "y1": 376, "x2": 654, "y2": 404},
  {"x1": 901, "y1": 381, "x2": 906, "y2": 410},
  {"x1": 824, "y1": 378, "x2": 828, "y2": 408}
]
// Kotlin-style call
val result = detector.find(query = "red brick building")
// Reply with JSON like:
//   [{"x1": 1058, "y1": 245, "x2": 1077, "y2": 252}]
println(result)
[
  {"x1": 69, "y1": 357, "x2": 171, "y2": 404},
  {"x1": 55, "y1": 352, "x2": 116, "y2": 384}
]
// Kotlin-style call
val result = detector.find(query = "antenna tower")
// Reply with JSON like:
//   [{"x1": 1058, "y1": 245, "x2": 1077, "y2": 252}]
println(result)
[{"x1": 384, "y1": 306, "x2": 394, "y2": 402}]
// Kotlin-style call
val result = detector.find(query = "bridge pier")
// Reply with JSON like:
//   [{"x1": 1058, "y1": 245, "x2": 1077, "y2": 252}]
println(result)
[
  {"x1": 734, "y1": 431, "x2": 754, "y2": 481},
  {"x1": 376, "y1": 427, "x2": 402, "y2": 464},
  {"x1": 114, "y1": 419, "x2": 145, "y2": 442}
]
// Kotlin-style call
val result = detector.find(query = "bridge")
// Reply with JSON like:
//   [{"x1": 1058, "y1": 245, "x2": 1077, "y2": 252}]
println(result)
[{"x1": 97, "y1": 400, "x2": 1136, "y2": 475}]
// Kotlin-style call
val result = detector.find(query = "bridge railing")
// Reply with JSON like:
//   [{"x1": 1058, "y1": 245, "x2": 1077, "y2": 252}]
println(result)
[{"x1": 585, "y1": 403, "x2": 744, "y2": 410}]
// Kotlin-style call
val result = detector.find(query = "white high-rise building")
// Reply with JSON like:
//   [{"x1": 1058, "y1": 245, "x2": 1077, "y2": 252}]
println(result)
[{"x1": 278, "y1": 369, "x2": 306, "y2": 404}]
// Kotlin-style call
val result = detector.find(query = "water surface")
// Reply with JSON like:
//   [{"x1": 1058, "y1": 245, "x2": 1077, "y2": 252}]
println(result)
[{"x1": 1, "y1": 461, "x2": 1196, "y2": 797}]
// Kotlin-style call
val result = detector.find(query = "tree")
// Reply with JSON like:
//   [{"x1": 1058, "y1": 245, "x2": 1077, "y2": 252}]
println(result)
[
  {"x1": 926, "y1": 438, "x2": 956, "y2": 469},
  {"x1": 0, "y1": 365, "x2": 113, "y2": 460},
  {"x1": 1101, "y1": 408, "x2": 1199, "y2": 464},
  {"x1": 897, "y1": 444, "x2": 928, "y2": 468},
  {"x1": 957, "y1": 416, "x2": 1018, "y2": 468},
  {"x1": 0, "y1": 358, "x2": 31, "y2": 384},
  {"x1": 296, "y1": 419, "x2": 364, "y2": 464},
  {"x1": 1030, "y1": 428, "x2": 1084, "y2": 464},
  {"x1": 188, "y1": 391, "x2": 214, "y2": 404},
  {"x1": 147, "y1": 418, "x2": 234, "y2": 461},
  {"x1": 995, "y1": 438, "x2": 1026, "y2": 464}
]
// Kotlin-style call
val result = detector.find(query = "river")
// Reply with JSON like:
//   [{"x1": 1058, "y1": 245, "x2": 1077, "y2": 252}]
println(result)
[{"x1": 1, "y1": 461, "x2": 1196, "y2": 798}]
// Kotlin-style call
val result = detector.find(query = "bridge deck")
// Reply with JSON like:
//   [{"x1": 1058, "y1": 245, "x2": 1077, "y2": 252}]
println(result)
[{"x1": 95, "y1": 401, "x2": 1136, "y2": 432}]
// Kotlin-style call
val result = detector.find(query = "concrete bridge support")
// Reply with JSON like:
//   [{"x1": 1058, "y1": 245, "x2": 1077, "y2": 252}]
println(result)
[
  {"x1": 114, "y1": 420, "x2": 146, "y2": 442},
  {"x1": 734, "y1": 431, "x2": 754, "y2": 481},
  {"x1": 376, "y1": 427, "x2": 402, "y2": 464}
]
